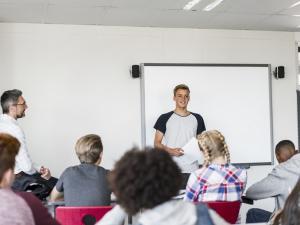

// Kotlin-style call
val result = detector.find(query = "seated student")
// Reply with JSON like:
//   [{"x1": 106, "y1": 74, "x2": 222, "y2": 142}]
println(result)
[
  {"x1": 97, "y1": 148, "x2": 230, "y2": 225},
  {"x1": 245, "y1": 140, "x2": 300, "y2": 223},
  {"x1": 0, "y1": 133, "x2": 35, "y2": 225},
  {"x1": 0, "y1": 89, "x2": 57, "y2": 196},
  {"x1": 50, "y1": 134, "x2": 111, "y2": 206},
  {"x1": 275, "y1": 140, "x2": 296, "y2": 164},
  {"x1": 184, "y1": 130, "x2": 247, "y2": 202},
  {"x1": 0, "y1": 133, "x2": 60, "y2": 225},
  {"x1": 272, "y1": 178, "x2": 300, "y2": 225}
]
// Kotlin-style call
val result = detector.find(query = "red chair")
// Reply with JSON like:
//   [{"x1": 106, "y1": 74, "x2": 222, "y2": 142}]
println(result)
[
  {"x1": 205, "y1": 201, "x2": 241, "y2": 224},
  {"x1": 55, "y1": 206, "x2": 113, "y2": 225}
]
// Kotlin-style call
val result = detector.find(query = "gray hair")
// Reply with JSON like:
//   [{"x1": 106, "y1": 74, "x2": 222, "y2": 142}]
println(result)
[{"x1": 1, "y1": 89, "x2": 22, "y2": 113}]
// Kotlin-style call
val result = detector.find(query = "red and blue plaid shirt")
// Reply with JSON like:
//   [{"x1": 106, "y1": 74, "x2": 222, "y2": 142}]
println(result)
[{"x1": 184, "y1": 163, "x2": 247, "y2": 202}]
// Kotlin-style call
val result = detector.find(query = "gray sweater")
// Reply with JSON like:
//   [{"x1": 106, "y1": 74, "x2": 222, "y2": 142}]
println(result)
[{"x1": 245, "y1": 153, "x2": 300, "y2": 210}]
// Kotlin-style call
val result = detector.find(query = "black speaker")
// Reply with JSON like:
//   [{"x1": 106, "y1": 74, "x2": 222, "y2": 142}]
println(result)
[
  {"x1": 131, "y1": 65, "x2": 140, "y2": 78},
  {"x1": 274, "y1": 66, "x2": 285, "y2": 79}
]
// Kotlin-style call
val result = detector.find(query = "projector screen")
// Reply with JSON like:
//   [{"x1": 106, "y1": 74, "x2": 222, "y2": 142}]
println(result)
[{"x1": 141, "y1": 63, "x2": 273, "y2": 165}]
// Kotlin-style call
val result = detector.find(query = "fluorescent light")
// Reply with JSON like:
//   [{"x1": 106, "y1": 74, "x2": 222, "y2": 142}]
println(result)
[
  {"x1": 293, "y1": 14, "x2": 300, "y2": 17},
  {"x1": 183, "y1": 0, "x2": 203, "y2": 10},
  {"x1": 290, "y1": 1, "x2": 300, "y2": 8},
  {"x1": 203, "y1": 0, "x2": 224, "y2": 11}
]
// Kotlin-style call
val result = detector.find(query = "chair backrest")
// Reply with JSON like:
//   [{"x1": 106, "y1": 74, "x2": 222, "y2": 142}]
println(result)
[
  {"x1": 55, "y1": 206, "x2": 113, "y2": 225},
  {"x1": 205, "y1": 201, "x2": 241, "y2": 224}
]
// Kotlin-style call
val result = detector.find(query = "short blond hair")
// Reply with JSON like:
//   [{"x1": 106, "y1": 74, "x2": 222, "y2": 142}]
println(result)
[
  {"x1": 173, "y1": 84, "x2": 190, "y2": 96},
  {"x1": 75, "y1": 134, "x2": 103, "y2": 164}
]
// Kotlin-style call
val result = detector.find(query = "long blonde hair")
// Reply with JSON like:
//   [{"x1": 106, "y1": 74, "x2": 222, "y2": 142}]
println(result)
[{"x1": 198, "y1": 130, "x2": 230, "y2": 167}]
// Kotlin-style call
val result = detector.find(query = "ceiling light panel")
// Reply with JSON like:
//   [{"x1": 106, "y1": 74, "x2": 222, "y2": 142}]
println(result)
[
  {"x1": 290, "y1": 1, "x2": 300, "y2": 8},
  {"x1": 225, "y1": 0, "x2": 296, "y2": 14},
  {"x1": 203, "y1": 0, "x2": 224, "y2": 11}
]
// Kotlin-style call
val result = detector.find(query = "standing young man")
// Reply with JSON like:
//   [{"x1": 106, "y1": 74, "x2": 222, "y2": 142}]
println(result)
[
  {"x1": 154, "y1": 84, "x2": 206, "y2": 172},
  {"x1": 0, "y1": 89, "x2": 57, "y2": 193}
]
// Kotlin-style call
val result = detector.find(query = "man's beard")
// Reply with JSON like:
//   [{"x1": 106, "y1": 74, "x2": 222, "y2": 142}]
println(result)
[{"x1": 16, "y1": 112, "x2": 25, "y2": 118}]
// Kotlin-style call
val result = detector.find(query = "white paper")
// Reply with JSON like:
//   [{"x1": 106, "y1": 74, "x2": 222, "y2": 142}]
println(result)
[
  {"x1": 181, "y1": 137, "x2": 203, "y2": 164},
  {"x1": 179, "y1": 160, "x2": 199, "y2": 173}
]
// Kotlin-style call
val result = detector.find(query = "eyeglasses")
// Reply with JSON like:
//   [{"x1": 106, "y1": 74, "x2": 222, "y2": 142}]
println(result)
[{"x1": 14, "y1": 102, "x2": 27, "y2": 106}]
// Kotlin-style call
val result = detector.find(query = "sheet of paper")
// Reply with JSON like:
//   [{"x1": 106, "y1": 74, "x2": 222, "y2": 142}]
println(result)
[
  {"x1": 181, "y1": 137, "x2": 203, "y2": 164},
  {"x1": 179, "y1": 160, "x2": 199, "y2": 173}
]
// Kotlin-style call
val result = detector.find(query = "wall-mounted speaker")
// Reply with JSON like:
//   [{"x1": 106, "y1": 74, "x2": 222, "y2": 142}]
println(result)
[
  {"x1": 131, "y1": 65, "x2": 140, "y2": 78},
  {"x1": 273, "y1": 66, "x2": 285, "y2": 79}
]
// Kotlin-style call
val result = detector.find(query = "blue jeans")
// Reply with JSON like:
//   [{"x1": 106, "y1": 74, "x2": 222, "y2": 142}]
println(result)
[{"x1": 246, "y1": 208, "x2": 272, "y2": 223}]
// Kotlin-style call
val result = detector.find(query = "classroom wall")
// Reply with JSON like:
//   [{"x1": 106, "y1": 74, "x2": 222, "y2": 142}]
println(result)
[{"x1": 0, "y1": 23, "x2": 298, "y2": 222}]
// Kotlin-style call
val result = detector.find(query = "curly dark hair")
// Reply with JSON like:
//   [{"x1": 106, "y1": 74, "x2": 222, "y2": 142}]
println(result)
[{"x1": 108, "y1": 148, "x2": 182, "y2": 215}]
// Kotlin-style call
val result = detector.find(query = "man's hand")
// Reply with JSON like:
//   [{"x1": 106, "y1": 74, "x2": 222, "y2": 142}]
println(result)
[
  {"x1": 167, "y1": 148, "x2": 184, "y2": 157},
  {"x1": 40, "y1": 166, "x2": 51, "y2": 180}
]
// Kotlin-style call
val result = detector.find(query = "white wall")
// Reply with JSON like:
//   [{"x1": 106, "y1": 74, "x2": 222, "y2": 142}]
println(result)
[{"x1": 0, "y1": 23, "x2": 298, "y2": 222}]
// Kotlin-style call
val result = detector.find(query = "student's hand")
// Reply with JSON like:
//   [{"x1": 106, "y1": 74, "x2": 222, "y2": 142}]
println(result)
[
  {"x1": 167, "y1": 148, "x2": 184, "y2": 157},
  {"x1": 40, "y1": 166, "x2": 51, "y2": 180}
]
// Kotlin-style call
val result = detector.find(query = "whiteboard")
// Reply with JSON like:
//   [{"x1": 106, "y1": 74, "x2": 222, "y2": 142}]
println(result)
[{"x1": 141, "y1": 63, "x2": 273, "y2": 165}]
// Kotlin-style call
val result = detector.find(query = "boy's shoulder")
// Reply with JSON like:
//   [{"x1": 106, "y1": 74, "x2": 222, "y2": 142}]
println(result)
[{"x1": 61, "y1": 164, "x2": 109, "y2": 178}]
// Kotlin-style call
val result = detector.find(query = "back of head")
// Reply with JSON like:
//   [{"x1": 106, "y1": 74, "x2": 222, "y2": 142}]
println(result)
[
  {"x1": 198, "y1": 130, "x2": 230, "y2": 166},
  {"x1": 0, "y1": 133, "x2": 20, "y2": 182},
  {"x1": 1, "y1": 89, "x2": 22, "y2": 113},
  {"x1": 108, "y1": 148, "x2": 182, "y2": 215},
  {"x1": 275, "y1": 140, "x2": 295, "y2": 153},
  {"x1": 275, "y1": 140, "x2": 296, "y2": 163},
  {"x1": 75, "y1": 134, "x2": 103, "y2": 164}
]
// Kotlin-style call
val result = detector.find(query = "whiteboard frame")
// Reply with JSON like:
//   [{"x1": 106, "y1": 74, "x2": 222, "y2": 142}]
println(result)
[{"x1": 140, "y1": 63, "x2": 274, "y2": 166}]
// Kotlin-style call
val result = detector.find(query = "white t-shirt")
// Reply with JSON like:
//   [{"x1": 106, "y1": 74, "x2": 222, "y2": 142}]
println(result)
[{"x1": 154, "y1": 111, "x2": 205, "y2": 172}]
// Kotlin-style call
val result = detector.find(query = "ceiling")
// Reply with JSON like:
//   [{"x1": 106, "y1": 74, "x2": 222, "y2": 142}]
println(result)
[{"x1": 1, "y1": 0, "x2": 300, "y2": 31}]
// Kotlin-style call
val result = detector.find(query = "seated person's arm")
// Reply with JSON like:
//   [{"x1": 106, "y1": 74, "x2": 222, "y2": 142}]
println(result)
[
  {"x1": 50, "y1": 169, "x2": 67, "y2": 202},
  {"x1": 154, "y1": 130, "x2": 183, "y2": 157},
  {"x1": 50, "y1": 187, "x2": 64, "y2": 201},
  {"x1": 245, "y1": 172, "x2": 283, "y2": 200}
]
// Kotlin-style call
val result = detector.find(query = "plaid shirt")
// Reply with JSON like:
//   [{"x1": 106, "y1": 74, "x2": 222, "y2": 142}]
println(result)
[{"x1": 184, "y1": 163, "x2": 247, "y2": 202}]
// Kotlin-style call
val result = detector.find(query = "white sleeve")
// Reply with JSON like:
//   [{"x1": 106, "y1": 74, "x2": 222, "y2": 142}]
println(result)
[
  {"x1": 96, "y1": 205, "x2": 127, "y2": 225},
  {"x1": 13, "y1": 126, "x2": 37, "y2": 175},
  {"x1": 245, "y1": 169, "x2": 284, "y2": 200}
]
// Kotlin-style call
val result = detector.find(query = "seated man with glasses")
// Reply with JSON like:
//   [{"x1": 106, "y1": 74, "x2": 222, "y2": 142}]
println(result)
[{"x1": 0, "y1": 89, "x2": 57, "y2": 197}]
